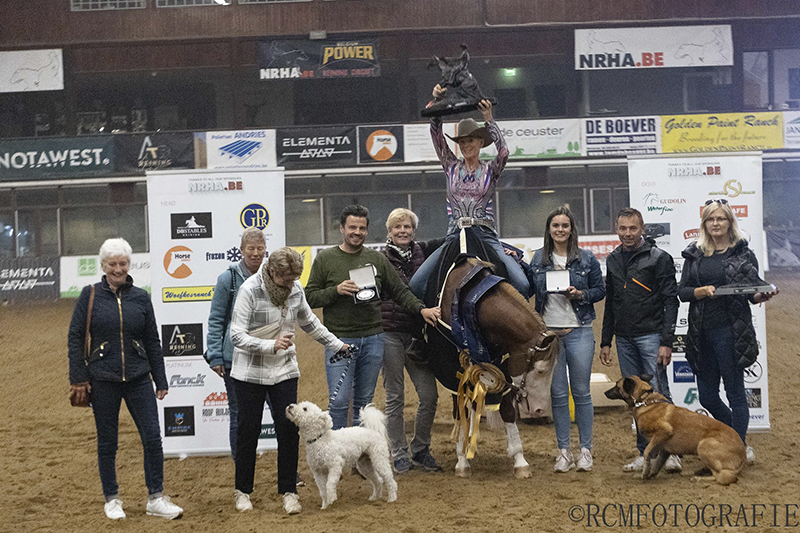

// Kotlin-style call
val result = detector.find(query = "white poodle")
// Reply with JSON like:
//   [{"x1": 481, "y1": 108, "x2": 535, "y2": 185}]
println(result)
[{"x1": 286, "y1": 401, "x2": 397, "y2": 509}]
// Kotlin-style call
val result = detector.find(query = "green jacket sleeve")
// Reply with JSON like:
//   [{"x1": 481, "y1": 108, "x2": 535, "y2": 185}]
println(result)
[{"x1": 305, "y1": 254, "x2": 340, "y2": 309}]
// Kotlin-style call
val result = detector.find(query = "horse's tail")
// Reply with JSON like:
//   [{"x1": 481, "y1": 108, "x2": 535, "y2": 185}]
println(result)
[{"x1": 359, "y1": 404, "x2": 388, "y2": 441}]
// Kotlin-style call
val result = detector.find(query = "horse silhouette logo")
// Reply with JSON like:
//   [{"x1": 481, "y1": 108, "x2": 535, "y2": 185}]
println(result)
[
  {"x1": 266, "y1": 42, "x2": 309, "y2": 69},
  {"x1": 163, "y1": 245, "x2": 193, "y2": 279}
]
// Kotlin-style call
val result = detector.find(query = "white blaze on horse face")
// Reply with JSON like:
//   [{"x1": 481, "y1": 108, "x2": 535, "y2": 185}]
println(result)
[{"x1": 515, "y1": 357, "x2": 558, "y2": 418}]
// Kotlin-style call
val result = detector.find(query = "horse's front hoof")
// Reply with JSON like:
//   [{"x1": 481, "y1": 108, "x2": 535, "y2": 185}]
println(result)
[
  {"x1": 514, "y1": 465, "x2": 531, "y2": 479},
  {"x1": 455, "y1": 465, "x2": 471, "y2": 478}
]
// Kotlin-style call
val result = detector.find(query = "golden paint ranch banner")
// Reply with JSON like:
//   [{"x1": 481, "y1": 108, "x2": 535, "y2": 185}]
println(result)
[{"x1": 661, "y1": 112, "x2": 782, "y2": 153}]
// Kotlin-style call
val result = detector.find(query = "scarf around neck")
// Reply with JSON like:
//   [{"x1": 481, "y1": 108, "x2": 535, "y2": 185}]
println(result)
[
  {"x1": 261, "y1": 265, "x2": 291, "y2": 307},
  {"x1": 386, "y1": 238, "x2": 413, "y2": 262}
]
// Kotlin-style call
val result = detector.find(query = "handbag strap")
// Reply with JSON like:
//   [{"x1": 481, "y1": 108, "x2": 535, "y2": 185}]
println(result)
[{"x1": 84, "y1": 284, "x2": 96, "y2": 364}]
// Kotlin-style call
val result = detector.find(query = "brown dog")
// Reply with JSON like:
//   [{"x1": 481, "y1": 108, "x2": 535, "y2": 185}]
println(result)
[{"x1": 605, "y1": 375, "x2": 746, "y2": 485}]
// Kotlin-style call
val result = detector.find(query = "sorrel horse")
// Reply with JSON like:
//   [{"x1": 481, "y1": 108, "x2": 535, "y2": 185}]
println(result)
[{"x1": 425, "y1": 256, "x2": 559, "y2": 478}]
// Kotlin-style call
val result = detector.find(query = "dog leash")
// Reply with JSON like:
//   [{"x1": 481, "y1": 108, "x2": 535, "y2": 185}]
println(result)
[{"x1": 328, "y1": 345, "x2": 359, "y2": 403}]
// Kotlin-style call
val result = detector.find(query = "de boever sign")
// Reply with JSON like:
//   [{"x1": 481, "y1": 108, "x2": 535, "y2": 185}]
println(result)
[{"x1": 258, "y1": 39, "x2": 380, "y2": 80}]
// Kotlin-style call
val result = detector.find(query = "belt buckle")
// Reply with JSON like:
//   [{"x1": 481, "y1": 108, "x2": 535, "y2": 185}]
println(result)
[{"x1": 457, "y1": 217, "x2": 474, "y2": 229}]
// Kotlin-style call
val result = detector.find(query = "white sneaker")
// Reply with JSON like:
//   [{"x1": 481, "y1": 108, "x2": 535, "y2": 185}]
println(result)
[
  {"x1": 104, "y1": 498, "x2": 126, "y2": 520},
  {"x1": 664, "y1": 454, "x2": 682, "y2": 473},
  {"x1": 576, "y1": 448, "x2": 593, "y2": 472},
  {"x1": 235, "y1": 489, "x2": 252, "y2": 512},
  {"x1": 623, "y1": 455, "x2": 644, "y2": 472},
  {"x1": 554, "y1": 449, "x2": 575, "y2": 473},
  {"x1": 146, "y1": 495, "x2": 183, "y2": 520},
  {"x1": 746, "y1": 446, "x2": 756, "y2": 465},
  {"x1": 283, "y1": 492, "x2": 301, "y2": 515}
]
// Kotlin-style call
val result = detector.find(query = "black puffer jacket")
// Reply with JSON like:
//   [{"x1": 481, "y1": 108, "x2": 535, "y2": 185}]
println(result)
[
  {"x1": 380, "y1": 239, "x2": 444, "y2": 333},
  {"x1": 678, "y1": 240, "x2": 763, "y2": 371},
  {"x1": 68, "y1": 276, "x2": 168, "y2": 389},
  {"x1": 601, "y1": 238, "x2": 679, "y2": 347}
]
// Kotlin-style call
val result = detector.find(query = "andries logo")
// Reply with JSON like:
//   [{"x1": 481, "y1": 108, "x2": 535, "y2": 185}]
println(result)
[
  {"x1": 78, "y1": 257, "x2": 97, "y2": 277},
  {"x1": 240, "y1": 203, "x2": 269, "y2": 230},
  {"x1": 163, "y1": 245, "x2": 193, "y2": 279},
  {"x1": 365, "y1": 130, "x2": 398, "y2": 161},
  {"x1": 170, "y1": 212, "x2": 212, "y2": 239}
]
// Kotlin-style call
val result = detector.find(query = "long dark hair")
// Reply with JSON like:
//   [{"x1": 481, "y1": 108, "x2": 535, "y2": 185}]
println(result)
[{"x1": 541, "y1": 206, "x2": 580, "y2": 266}]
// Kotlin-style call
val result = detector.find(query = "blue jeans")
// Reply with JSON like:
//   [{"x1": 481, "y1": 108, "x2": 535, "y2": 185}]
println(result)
[
  {"x1": 223, "y1": 367, "x2": 238, "y2": 460},
  {"x1": 91, "y1": 374, "x2": 163, "y2": 498},
  {"x1": 550, "y1": 327, "x2": 595, "y2": 450},
  {"x1": 697, "y1": 326, "x2": 748, "y2": 445},
  {"x1": 325, "y1": 334, "x2": 384, "y2": 430},
  {"x1": 615, "y1": 333, "x2": 672, "y2": 455},
  {"x1": 382, "y1": 332, "x2": 439, "y2": 459},
  {"x1": 409, "y1": 227, "x2": 530, "y2": 298}
]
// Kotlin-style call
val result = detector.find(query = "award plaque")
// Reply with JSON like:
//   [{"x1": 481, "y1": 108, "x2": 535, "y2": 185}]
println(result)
[{"x1": 349, "y1": 265, "x2": 379, "y2": 304}]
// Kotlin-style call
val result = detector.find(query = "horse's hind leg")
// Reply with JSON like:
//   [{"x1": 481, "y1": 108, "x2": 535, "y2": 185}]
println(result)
[{"x1": 501, "y1": 396, "x2": 530, "y2": 478}]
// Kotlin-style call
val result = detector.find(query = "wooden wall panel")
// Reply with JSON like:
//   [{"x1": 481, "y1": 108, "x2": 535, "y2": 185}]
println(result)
[{"x1": 2, "y1": 0, "x2": 800, "y2": 49}]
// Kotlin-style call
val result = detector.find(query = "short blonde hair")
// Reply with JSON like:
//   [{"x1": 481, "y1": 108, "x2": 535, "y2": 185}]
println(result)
[
  {"x1": 697, "y1": 200, "x2": 746, "y2": 256},
  {"x1": 240, "y1": 227, "x2": 266, "y2": 249},
  {"x1": 99, "y1": 238, "x2": 132, "y2": 264},
  {"x1": 267, "y1": 247, "x2": 304, "y2": 277},
  {"x1": 385, "y1": 208, "x2": 418, "y2": 235}
]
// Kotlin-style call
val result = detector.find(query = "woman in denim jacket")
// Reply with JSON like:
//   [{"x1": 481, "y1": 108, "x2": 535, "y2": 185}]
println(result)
[{"x1": 528, "y1": 207, "x2": 605, "y2": 473}]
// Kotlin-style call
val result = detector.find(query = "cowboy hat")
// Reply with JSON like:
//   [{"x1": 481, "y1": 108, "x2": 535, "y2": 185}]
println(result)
[{"x1": 445, "y1": 118, "x2": 493, "y2": 148}]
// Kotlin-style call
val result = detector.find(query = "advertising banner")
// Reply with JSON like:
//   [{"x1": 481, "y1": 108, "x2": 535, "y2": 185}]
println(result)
[
  {"x1": 783, "y1": 111, "x2": 800, "y2": 148},
  {"x1": 661, "y1": 112, "x2": 783, "y2": 154},
  {"x1": 60, "y1": 253, "x2": 151, "y2": 298},
  {"x1": 116, "y1": 133, "x2": 195, "y2": 173},
  {"x1": 196, "y1": 130, "x2": 277, "y2": 169},
  {"x1": 403, "y1": 123, "x2": 457, "y2": 163},
  {"x1": 148, "y1": 168, "x2": 285, "y2": 456},
  {"x1": 0, "y1": 137, "x2": 114, "y2": 181},
  {"x1": 0, "y1": 256, "x2": 59, "y2": 304},
  {"x1": 575, "y1": 25, "x2": 733, "y2": 70},
  {"x1": 259, "y1": 39, "x2": 380, "y2": 80},
  {"x1": 628, "y1": 153, "x2": 769, "y2": 431},
  {"x1": 0, "y1": 49, "x2": 63, "y2": 93},
  {"x1": 276, "y1": 126, "x2": 356, "y2": 167},
  {"x1": 481, "y1": 119, "x2": 583, "y2": 159},
  {"x1": 583, "y1": 116, "x2": 660, "y2": 156},
  {"x1": 357, "y1": 126, "x2": 404, "y2": 164}
]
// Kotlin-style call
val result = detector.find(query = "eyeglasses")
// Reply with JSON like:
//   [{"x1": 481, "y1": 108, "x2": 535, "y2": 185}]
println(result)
[
  {"x1": 706, "y1": 217, "x2": 730, "y2": 224},
  {"x1": 705, "y1": 199, "x2": 728, "y2": 205}
]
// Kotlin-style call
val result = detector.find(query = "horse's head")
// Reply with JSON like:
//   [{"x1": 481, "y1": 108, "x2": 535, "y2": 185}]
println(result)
[{"x1": 512, "y1": 333, "x2": 559, "y2": 419}]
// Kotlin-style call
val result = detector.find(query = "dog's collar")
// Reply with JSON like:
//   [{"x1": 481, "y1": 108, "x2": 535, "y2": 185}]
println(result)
[
  {"x1": 306, "y1": 433, "x2": 324, "y2": 444},
  {"x1": 633, "y1": 391, "x2": 671, "y2": 409}
]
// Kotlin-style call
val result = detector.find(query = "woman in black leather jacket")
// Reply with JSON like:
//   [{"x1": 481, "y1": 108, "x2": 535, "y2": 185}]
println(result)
[
  {"x1": 678, "y1": 200, "x2": 778, "y2": 465},
  {"x1": 68, "y1": 238, "x2": 183, "y2": 521}
]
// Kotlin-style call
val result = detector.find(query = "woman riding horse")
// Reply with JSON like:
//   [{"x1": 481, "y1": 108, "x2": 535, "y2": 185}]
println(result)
[{"x1": 409, "y1": 84, "x2": 530, "y2": 298}]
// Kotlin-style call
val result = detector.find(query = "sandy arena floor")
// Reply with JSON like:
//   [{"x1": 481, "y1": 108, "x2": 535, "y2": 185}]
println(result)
[{"x1": 2, "y1": 271, "x2": 798, "y2": 532}]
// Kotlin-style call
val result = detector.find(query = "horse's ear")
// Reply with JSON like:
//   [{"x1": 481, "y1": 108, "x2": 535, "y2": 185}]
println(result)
[
  {"x1": 640, "y1": 374, "x2": 653, "y2": 384},
  {"x1": 622, "y1": 377, "x2": 637, "y2": 395}
]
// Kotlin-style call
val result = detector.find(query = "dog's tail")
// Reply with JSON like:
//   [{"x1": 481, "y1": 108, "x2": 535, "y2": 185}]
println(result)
[
  {"x1": 714, "y1": 469, "x2": 739, "y2": 486},
  {"x1": 359, "y1": 404, "x2": 388, "y2": 440}
]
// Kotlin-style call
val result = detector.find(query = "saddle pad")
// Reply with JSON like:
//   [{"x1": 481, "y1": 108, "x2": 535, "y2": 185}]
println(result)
[{"x1": 451, "y1": 274, "x2": 504, "y2": 364}]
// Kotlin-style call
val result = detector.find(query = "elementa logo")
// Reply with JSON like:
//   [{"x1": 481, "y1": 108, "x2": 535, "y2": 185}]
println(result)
[{"x1": 78, "y1": 257, "x2": 97, "y2": 277}]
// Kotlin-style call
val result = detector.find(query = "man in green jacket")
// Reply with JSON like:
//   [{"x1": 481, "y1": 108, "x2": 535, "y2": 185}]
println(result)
[{"x1": 306, "y1": 205, "x2": 440, "y2": 429}]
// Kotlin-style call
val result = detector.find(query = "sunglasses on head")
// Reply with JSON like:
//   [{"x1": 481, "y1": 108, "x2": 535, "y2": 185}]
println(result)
[{"x1": 705, "y1": 199, "x2": 728, "y2": 205}]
